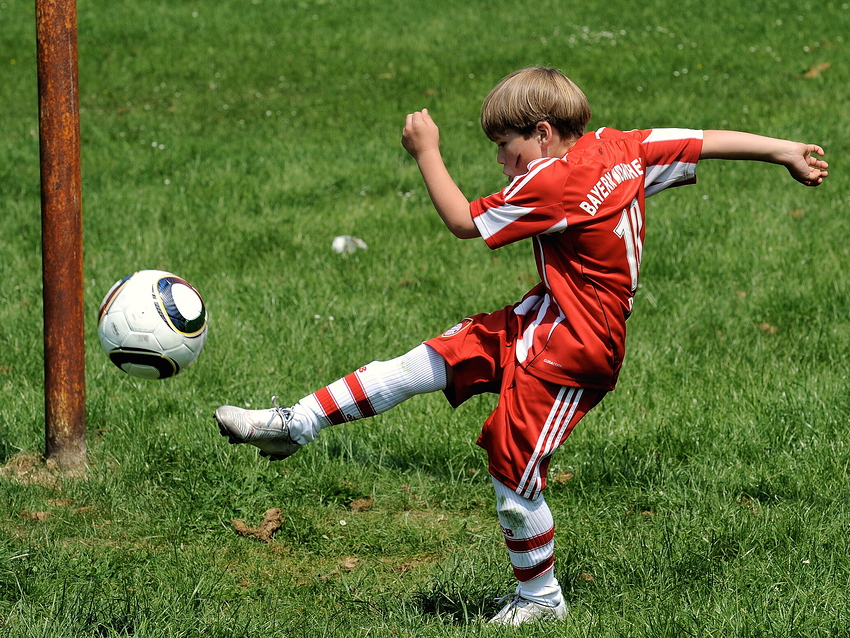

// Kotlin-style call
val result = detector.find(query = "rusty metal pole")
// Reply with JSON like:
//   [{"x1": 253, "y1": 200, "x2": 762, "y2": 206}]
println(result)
[{"x1": 35, "y1": 0, "x2": 86, "y2": 469}]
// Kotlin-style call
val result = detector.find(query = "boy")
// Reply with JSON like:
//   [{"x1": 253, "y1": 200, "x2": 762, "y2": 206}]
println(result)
[{"x1": 215, "y1": 67, "x2": 828, "y2": 626}]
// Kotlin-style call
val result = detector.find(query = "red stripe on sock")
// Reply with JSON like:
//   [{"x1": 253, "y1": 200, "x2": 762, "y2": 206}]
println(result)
[
  {"x1": 344, "y1": 372, "x2": 375, "y2": 418},
  {"x1": 512, "y1": 555, "x2": 555, "y2": 582},
  {"x1": 313, "y1": 388, "x2": 346, "y2": 425},
  {"x1": 504, "y1": 527, "x2": 554, "y2": 554}
]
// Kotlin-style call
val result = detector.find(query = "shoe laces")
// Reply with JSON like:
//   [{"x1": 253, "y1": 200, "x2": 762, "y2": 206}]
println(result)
[
  {"x1": 494, "y1": 593, "x2": 527, "y2": 608},
  {"x1": 269, "y1": 396, "x2": 294, "y2": 432}
]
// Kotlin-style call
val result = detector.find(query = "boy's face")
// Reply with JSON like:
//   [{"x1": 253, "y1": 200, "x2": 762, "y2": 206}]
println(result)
[{"x1": 494, "y1": 131, "x2": 544, "y2": 178}]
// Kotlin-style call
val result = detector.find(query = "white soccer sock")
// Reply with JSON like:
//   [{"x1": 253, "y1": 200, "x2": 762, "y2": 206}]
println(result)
[
  {"x1": 518, "y1": 568, "x2": 562, "y2": 607},
  {"x1": 491, "y1": 476, "x2": 563, "y2": 606},
  {"x1": 287, "y1": 344, "x2": 447, "y2": 444}
]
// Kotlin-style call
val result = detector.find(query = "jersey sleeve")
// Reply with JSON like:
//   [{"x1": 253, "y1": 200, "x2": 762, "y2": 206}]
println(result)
[
  {"x1": 470, "y1": 157, "x2": 568, "y2": 249},
  {"x1": 627, "y1": 128, "x2": 703, "y2": 196}
]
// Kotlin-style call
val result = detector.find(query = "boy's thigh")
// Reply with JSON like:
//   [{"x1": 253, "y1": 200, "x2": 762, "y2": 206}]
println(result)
[
  {"x1": 480, "y1": 368, "x2": 606, "y2": 499},
  {"x1": 424, "y1": 307, "x2": 519, "y2": 407}
]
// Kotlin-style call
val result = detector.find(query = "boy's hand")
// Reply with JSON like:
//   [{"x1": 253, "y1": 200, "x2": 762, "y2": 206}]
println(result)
[
  {"x1": 402, "y1": 109, "x2": 440, "y2": 160},
  {"x1": 785, "y1": 143, "x2": 828, "y2": 187},
  {"x1": 400, "y1": 109, "x2": 479, "y2": 239}
]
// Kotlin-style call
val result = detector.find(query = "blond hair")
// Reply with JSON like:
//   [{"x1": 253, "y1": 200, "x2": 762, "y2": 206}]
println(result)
[{"x1": 480, "y1": 67, "x2": 591, "y2": 141}]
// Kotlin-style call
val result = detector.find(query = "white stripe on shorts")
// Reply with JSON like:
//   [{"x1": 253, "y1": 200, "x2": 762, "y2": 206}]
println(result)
[{"x1": 517, "y1": 386, "x2": 583, "y2": 499}]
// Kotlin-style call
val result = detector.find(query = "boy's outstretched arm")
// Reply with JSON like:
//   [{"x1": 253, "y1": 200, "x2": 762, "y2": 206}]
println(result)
[
  {"x1": 701, "y1": 130, "x2": 828, "y2": 187},
  {"x1": 402, "y1": 109, "x2": 480, "y2": 239}
]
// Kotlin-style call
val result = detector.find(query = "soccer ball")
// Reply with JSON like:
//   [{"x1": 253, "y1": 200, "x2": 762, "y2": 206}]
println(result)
[{"x1": 97, "y1": 270, "x2": 208, "y2": 379}]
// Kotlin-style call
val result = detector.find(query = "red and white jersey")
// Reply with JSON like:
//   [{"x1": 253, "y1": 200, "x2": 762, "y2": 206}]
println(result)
[{"x1": 470, "y1": 127, "x2": 703, "y2": 390}]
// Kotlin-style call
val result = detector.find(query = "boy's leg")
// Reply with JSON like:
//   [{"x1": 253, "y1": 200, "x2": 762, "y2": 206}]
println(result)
[
  {"x1": 479, "y1": 370, "x2": 606, "y2": 625},
  {"x1": 491, "y1": 476, "x2": 562, "y2": 602},
  {"x1": 490, "y1": 476, "x2": 567, "y2": 627},
  {"x1": 294, "y1": 343, "x2": 449, "y2": 443},
  {"x1": 488, "y1": 476, "x2": 567, "y2": 626},
  {"x1": 215, "y1": 343, "x2": 448, "y2": 458}
]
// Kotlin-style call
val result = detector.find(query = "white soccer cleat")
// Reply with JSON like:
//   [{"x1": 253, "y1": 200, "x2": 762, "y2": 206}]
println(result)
[
  {"x1": 214, "y1": 397, "x2": 301, "y2": 461},
  {"x1": 488, "y1": 594, "x2": 568, "y2": 626}
]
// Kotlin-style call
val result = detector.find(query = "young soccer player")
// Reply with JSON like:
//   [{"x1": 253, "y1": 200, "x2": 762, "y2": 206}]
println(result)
[{"x1": 215, "y1": 67, "x2": 828, "y2": 625}]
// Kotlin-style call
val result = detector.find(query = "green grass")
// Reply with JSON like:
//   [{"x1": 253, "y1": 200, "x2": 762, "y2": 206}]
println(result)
[{"x1": 1, "y1": 0, "x2": 849, "y2": 635}]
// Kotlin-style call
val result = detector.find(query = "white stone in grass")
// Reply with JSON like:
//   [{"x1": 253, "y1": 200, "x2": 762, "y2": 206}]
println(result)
[{"x1": 332, "y1": 235, "x2": 368, "y2": 254}]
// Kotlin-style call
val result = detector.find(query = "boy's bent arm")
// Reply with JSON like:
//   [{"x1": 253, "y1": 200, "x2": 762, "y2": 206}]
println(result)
[
  {"x1": 700, "y1": 130, "x2": 828, "y2": 187},
  {"x1": 403, "y1": 110, "x2": 480, "y2": 239},
  {"x1": 414, "y1": 150, "x2": 480, "y2": 238}
]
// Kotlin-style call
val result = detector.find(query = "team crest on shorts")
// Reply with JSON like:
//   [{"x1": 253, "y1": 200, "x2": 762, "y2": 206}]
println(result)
[{"x1": 441, "y1": 318, "x2": 472, "y2": 337}]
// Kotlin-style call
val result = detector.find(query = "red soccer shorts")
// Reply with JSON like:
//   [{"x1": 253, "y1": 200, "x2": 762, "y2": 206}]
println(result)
[{"x1": 425, "y1": 307, "x2": 606, "y2": 500}]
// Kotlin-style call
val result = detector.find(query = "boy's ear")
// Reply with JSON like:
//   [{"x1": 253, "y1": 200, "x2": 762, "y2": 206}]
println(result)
[
  {"x1": 535, "y1": 121, "x2": 555, "y2": 148},
  {"x1": 535, "y1": 121, "x2": 550, "y2": 140}
]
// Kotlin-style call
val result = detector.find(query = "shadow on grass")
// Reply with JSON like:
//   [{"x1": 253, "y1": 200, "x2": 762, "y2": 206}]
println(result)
[
  {"x1": 411, "y1": 563, "x2": 504, "y2": 625},
  {"x1": 320, "y1": 435, "x2": 488, "y2": 488},
  {"x1": 413, "y1": 586, "x2": 493, "y2": 625}
]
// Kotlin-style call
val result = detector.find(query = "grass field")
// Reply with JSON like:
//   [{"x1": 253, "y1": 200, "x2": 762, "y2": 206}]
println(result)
[{"x1": 1, "y1": 0, "x2": 849, "y2": 635}]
